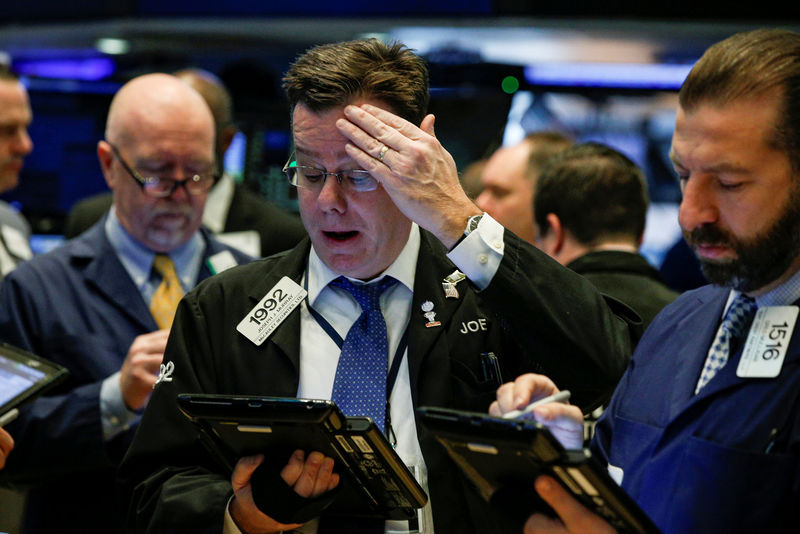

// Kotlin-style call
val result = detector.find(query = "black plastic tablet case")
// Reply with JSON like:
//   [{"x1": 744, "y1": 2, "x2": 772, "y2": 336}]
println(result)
[
  {"x1": 0, "y1": 341, "x2": 68, "y2": 417},
  {"x1": 417, "y1": 405, "x2": 660, "y2": 534},
  {"x1": 177, "y1": 394, "x2": 427, "y2": 520}
]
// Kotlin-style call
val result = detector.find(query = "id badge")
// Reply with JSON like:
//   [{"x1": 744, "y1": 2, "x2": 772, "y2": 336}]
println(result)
[
  {"x1": 237, "y1": 277, "x2": 306, "y2": 346},
  {"x1": 736, "y1": 306, "x2": 798, "y2": 378}
]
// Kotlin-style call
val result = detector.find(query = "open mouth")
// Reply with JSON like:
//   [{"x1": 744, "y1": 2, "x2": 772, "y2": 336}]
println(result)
[{"x1": 324, "y1": 230, "x2": 359, "y2": 241}]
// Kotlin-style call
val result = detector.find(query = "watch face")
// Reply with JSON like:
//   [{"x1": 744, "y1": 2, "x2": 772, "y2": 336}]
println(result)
[{"x1": 467, "y1": 214, "x2": 483, "y2": 235}]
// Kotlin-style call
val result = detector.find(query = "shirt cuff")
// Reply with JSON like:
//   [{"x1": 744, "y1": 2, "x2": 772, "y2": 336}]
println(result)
[
  {"x1": 223, "y1": 496, "x2": 244, "y2": 534},
  {"x1": 100, "y1": 371, "x2": 140, "y2": 441},
  {"x1": 446, "y1": 213, "x2": 505, "y2": 291}
]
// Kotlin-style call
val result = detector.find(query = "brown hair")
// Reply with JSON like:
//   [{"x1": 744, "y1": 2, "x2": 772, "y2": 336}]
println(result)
[
  {"x1": 535, "y1": 142, "x2": 648, "y2": 246},
  {"x1": 283, "y1": 39, "x2": 429, "y2": 125},
  {"x1": 680, "y1": 28, "x2": 800, "y2": 171},
  {"x1": 523, "y1": 131, "x2": 573, "y2": 182}
]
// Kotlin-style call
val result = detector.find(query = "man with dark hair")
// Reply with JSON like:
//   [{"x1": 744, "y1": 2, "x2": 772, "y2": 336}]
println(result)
[
  {"x1": 493, "y1": 28, "x2": 800, "y2": 533},
  {"x1": 477, "y1": 131, "x2": 572, "y2": 243},
  {"x1": 0, "y1": 65, "x2": 33, "y2": 276},
  {"x1": 121, "y1": 39, "x2": 636, "y2": 534},
  {"x1": 0, "y1": 73, "x2": 252, "y2": 534},
  {"x1": 534, "y1": 142, "x2": 677, "y2": 329},
  {"x1": 65, "y1": 68, "x2": 307, "y2": 258}
]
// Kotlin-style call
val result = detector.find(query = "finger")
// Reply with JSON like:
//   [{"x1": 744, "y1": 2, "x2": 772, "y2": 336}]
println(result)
[
  {"x1": 535, "y1": 475, "x2": 618, "y2": 534},
  {"x1": 514, "y1": 374, "x2": 560, "y2": 409},
  {"x1": 292, "y1": 451, "x2": 325, "y2": 497},
  {"x1": 532, "y1": 403, "x2": 583, "y2": 423},
  {"x1": 280, "y1": 449, "x2": 306, "y2": 487},
  {"x1": 488, "y1": 399, "x2": 502, "y2": 417},
  {"x1": 341, "y1": 104, "x2": 423, "y2": 153},
  {"x1": 132, "y1": 353, "x2": 165, "y2": 375},
  {"x1": 419, "y1": 114, "x2": 436, "y2": 137},
  {"x1": 232, "y1": 454, "x2": 264, "y2": 492},
  {"x1": 309, "y1": 456, "x2": 336, "y2": 497},
  {"x1": 524, "y1": 513, "x2": 568, "y2": 534},
  {"x1": 327, "y1": 472, "x2": 340, "y2": 492},
  {"x1": 494, "y1": 382, "x2": 519, "y2": 414}
]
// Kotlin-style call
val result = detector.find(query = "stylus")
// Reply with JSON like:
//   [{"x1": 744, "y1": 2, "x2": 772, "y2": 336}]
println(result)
[
  {"x1": 0, "y1": 408, "x2": 19, "y2": 427},
  {"x1": 502, "y1": 390, "x2": 571, "y2": 420}
]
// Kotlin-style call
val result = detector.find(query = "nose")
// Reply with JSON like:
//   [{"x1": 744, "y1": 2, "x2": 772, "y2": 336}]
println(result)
[
  {"x1": 678, "y1": 176, "x2": 719, "y2": 232},
  {"x1": 475, "y1": 190, "x2": 491, "y2": 212},
  {"x1": 316, "y1": 174, "x2": 347, "y2": 213},
  {"x1": 12, "y1": 128, "x2": 33, "y2": 156}
]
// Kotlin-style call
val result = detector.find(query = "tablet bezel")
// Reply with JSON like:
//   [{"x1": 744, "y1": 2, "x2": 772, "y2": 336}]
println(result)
[{"x1": 0, "y1": 341, "x2": 68, "y2": 418}]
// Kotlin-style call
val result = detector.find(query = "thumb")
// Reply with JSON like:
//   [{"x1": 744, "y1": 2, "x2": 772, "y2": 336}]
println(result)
[
  {"x1": 420, "y1": 114, "x2": 436, "y2": 137},
  {"x1": 231, "y1": 454, "x2": 264, "y2": 492}
]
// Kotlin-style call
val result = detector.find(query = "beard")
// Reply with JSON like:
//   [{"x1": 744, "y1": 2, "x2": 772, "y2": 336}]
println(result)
[{"x1": 682, "y1": 185, "x2": 800, "y2": 293}]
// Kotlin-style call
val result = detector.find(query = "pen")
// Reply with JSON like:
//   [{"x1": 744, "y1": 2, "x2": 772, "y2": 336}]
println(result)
[
  {"x1": 502, "y1": 390, "x2": 571, "y2": 420},
  {"x1": 0, "y1": 408, "x2": 19, "y2": 427}
]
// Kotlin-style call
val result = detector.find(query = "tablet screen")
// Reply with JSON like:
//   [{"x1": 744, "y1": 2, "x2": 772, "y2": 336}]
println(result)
[{"x1": 0, "y1": 343, "x2": 67, "y2": 415}]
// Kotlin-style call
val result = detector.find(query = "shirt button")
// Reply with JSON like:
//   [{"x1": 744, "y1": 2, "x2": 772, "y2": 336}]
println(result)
[
  {"x1": 478, "y1": 254, "x2": 489, "y2": 264},
  {"x1": 492, "y1": 240, "x2": 502, "y2": 250}
]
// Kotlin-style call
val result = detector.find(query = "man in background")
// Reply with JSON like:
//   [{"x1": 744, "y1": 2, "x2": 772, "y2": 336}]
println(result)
[
  {"x1": 534, "y1": 142, "x2": 677, "y2": 330},
  {"x1": 0, "y1": 73, "x2": 251, "y2": 533},
  {"x1": 476, "y1": 131, "x2": 571, "y2": 243},
  {"x1": 0, "y1": 65, "x2": 33, "y2": 276},
  {"x1": 65, "y1": 67, "x2": 306, "y2": 258}
]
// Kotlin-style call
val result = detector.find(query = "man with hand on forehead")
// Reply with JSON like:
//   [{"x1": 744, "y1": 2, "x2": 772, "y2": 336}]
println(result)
[{"x1": 122, "y1": 39, "x2": 636, "y2": 534}]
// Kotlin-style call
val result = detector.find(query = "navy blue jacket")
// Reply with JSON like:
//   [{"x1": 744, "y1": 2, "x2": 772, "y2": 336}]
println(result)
[{"x1": 594, "y1": 285, "x2": 800, "y2": 533}]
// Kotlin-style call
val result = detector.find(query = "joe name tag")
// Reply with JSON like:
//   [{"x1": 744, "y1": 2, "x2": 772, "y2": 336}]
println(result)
[
  {"x1": 737, "y1": 306, "x2": 798, "y2": 378},
  {"x1": 237, "y1": 276, "x2": 306, "y2": 346}
]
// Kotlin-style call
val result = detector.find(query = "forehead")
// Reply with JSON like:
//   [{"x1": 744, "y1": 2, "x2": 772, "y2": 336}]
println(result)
[
  {"x1": 483, "y1": 143, "x2": 532, "y2": 184},
  {"x1": 670, "y1": 94, "x2": 783, "y2": 168},
  {"x1": 0, "y1": 80, "x2": 32, "y2": 122},
  {"x1": 125, "y1": 116, "x2": 214, "y2": 161}
]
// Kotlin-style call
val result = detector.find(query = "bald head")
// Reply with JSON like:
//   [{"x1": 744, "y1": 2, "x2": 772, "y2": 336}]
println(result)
[
  {"x1": 105, "y1": 73, "x2": 214, "y2": 149},
  {"x1": 98, "y1": 73, "x2": 216, "y2": 252}
]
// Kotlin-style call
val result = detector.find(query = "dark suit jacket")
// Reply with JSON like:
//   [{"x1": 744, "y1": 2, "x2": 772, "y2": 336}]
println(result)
[
  {"x1": 567, "y1": 250, "x2": 678, "y2": 332},
  {"x1": 64, "y1": 185, "x2": 306, "y2": 257},
  {"x1": 0, "y1": 221, "x2": 252, "y2": 534},
  {"x1": 120, "y1": 229, "x2": 636, "y2": 533}
]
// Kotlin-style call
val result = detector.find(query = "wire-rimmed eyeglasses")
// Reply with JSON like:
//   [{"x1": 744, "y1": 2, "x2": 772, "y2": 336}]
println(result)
[
  {"x1": 282, "y1": 152, "x2": 378, "y2": 193},
  {"x1": 108, "y1": 142, "x2": 216, "y2": 198}
]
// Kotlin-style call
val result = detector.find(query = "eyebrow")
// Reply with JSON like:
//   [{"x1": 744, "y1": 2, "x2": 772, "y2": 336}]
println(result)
[{"x1": 668, "y1": 152, "x2": 749, "y2": 175}]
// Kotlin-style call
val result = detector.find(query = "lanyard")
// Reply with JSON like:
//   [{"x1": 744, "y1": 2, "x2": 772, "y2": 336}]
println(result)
[{"x1": 303, "y1": 269, "x2": 410, "y2": 444}]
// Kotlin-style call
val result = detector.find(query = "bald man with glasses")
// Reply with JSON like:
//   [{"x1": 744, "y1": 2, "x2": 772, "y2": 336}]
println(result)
[{"x1": 0, "y1": 73, "x2": 252, "y2": 534}]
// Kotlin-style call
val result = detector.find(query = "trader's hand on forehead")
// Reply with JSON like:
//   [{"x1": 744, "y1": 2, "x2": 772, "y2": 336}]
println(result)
[{"x1": 337, "y1": 103, "x2": 480, "y2": 249}]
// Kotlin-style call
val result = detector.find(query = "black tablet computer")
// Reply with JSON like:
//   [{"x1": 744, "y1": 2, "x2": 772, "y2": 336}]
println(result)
[
  {"x1": 417, "y1": 405, "x2": 660, "y2": 534},
  {"x1": 0, "y1": 342, "x2": 68, "y2": 423},
  {"x1": 177, "y1": 393, "x2": 427, "y2": 520}
]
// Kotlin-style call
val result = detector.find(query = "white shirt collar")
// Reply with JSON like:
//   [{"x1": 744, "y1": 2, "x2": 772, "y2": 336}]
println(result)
[
  {"x1": 306, "y1": 223, "x2": 420, "y2": 307},
  {"x1": 202, "y1": 173, "x2": 235, "y2": 234}
]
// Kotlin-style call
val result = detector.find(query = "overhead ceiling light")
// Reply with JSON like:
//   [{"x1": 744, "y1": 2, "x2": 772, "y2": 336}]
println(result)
[{"x1": 95, "y1": 38, "x2": 130, "y2": 55}]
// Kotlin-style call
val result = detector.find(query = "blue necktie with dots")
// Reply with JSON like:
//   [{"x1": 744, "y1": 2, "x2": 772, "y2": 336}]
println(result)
[
  {"x1": 328, "y1": 275, "x2": 397, "y2": 433},
  {"x1": 695, "y1": 293, "x2": 757, "y2": 393}
]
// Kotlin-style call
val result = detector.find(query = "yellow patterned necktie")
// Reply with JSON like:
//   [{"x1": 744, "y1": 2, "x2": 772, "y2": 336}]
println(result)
[{"x1": 149, "y1": 254, "x2": 183, "y2": 330}]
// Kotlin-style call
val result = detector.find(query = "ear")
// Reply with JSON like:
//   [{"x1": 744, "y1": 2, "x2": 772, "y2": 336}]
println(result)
[
  {"x1": 219, "y1": 125, "x2": 237, "y2": 155},
  {"x1": 97, "y1": 140, "x2": 116, "y2": 190},
  {"x1": 544, "y1": 213, "x2": 566, "y2": 255}
]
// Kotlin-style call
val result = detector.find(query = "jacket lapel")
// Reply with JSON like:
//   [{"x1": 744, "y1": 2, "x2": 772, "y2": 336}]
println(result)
[
  {"x1": 407, "y1": 231, "x2": 469, "y2": 403},
  {"x1": 72, "y1": 223, "x2": 156, "y2": 332},
  {"x1": 243, "y1": 239, "x2": 311, "y2": 377},
  {"x1": 665, "y1": 287, "x2": 728, "y2": 420}
]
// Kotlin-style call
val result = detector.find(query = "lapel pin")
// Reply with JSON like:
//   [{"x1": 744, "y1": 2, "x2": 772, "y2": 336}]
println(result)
[
  {"x1": 421, "y1": 300, "x2": 441, "y2": 328},
  {"x1": 442, "y1": 270, "x2": 466, "y2": 299}
]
